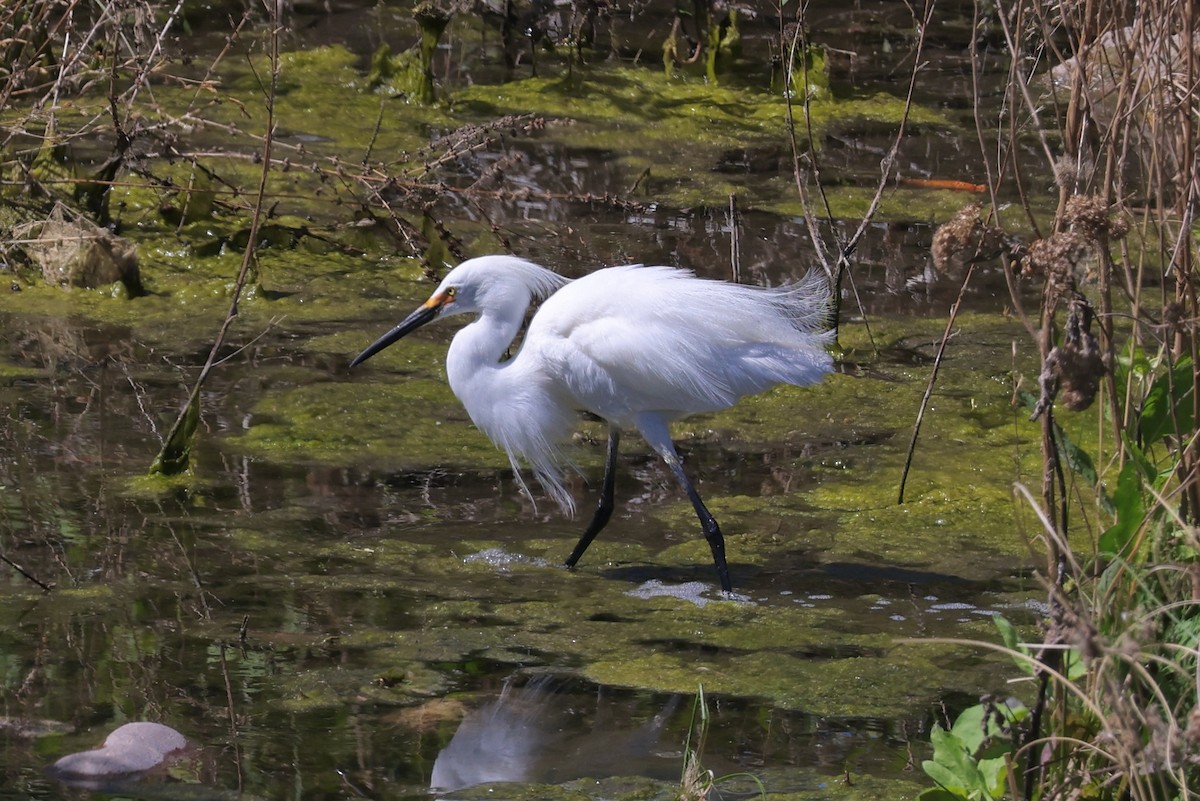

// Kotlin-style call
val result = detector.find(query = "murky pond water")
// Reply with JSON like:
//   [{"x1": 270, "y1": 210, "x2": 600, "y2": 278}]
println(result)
[{"x1": 0, "y1": 2, "x2": 1060, "y2": 799}]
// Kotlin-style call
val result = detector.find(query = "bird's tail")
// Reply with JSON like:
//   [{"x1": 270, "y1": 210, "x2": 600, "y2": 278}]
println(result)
[{"x1": 770, "y1": 268, "x2": 836, "y2": 340}]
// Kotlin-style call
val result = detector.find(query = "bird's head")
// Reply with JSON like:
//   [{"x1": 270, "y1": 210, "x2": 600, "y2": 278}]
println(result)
[{"x1": 349, "y1": 256, "x2": 568, "y2": 368}]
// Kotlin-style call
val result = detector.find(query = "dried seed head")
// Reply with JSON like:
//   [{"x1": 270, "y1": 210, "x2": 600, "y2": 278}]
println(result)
[
  {"x1": 1023, "y1": 230, "x2": 1093, "y2": 290},
  {"x1": 1057, "y1": 341, "x2": 1105, "y2": 411},
  {"x1": 1052, "y1": 155, "x2": 1079, "y2": 188},
  {"x1": 1030, "y1": 296, "x2": 1107, "y2": 419},
  {"x1": 1064, "y1": 195, "x2": 1128, "y2": 241},
  {"x1": 1186, "y1": 706, "x2": 1200, "y2": 747},
  {"x1": 931, "y1": 203, "x2": 1009, "y2": 273},
  {"x1": 1163, "y1": 300, "x2": 1186, "y2": 327},
  {"x1": 1059, "y1": 297, "x2": 1106, "y2": 412}
]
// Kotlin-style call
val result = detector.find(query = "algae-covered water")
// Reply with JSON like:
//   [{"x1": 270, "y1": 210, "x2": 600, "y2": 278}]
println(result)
[{"x1": 0, "y1": 2, "x2": 1067, "y2": 799}]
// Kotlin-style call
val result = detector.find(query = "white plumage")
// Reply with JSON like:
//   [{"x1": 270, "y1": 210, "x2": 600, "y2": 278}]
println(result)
[{"x1": 351, "y1": 255, "x2": 834, "y2": 592}]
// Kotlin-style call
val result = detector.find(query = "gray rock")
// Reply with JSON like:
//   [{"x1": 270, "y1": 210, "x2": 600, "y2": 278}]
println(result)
[{"x1": 51, "y1": 722, "x2": 187, "y2": 777}]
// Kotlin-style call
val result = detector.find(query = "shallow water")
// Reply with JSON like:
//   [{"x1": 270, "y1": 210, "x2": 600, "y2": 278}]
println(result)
[
  {"x1": 0, "y1": 2, "x2": 1056, "y2": 799},
  {"x1": 0, "y1": 270, "x2": 1044, "y2": 801}
]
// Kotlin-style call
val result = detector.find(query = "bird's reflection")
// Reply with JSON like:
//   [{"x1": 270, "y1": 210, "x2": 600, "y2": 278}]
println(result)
[{"x1": 431, "y1": 677, "x2": 683, "y2": 794}]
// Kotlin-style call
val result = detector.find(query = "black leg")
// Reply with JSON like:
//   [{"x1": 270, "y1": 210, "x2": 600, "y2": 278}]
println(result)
[
  {"x1": 565, "y1": 427, "x2": 620, "y2": 569},
  {"x1": 664, "y1": 458, "x2": 732, "y2": 593}
]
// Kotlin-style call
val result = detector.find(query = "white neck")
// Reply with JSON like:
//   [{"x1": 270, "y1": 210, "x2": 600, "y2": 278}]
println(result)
[
  {"x1": 444, "y1": 305, "x2": 535, "y2": 448},
  {"x1": 442, "y1": 302, "x2": 578, "y2": 515}
]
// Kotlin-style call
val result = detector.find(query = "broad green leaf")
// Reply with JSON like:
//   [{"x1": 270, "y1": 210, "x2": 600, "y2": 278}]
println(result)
[
  {"x1": 1099, "y1": 458, "x2": 1145, "y2": 556},
  {"x1": 1016, "y1": 388, "x2": 1107, "y2": 511},
  {"x1": 918, "y1": 788, "x2": 969, "y2": 801},
  {"x1": 950, "y1": 704, "x2": 988, "y2": 753},
  {"x1": 1121, "y1": 431, "x2": 1157, "y2": 483},
  {"x1": 992, "y1": 615, "x2": 1033, "y2": 674},
  {"x1": 925, "y1": 727, "x2": 984, "y2": 795},
  {"x1": 978, "y1": 755, "x2": 1010, "y2": 799},
  {"x1": 923, "y1": 760, "x2": 972, "y2": 796},
  {"x1": 1062, "y1": 646, "x2": 1087, "y2": 681},
  {"x1": 979, "y1": 753, "x2": 1008, "y2": 796},
  {"x1": 1140, "y1": 356, "x2": 1194, "y2": 444},
  {"x1": 1052, "y1": 423, "x2": 1099, "y2": 488}
]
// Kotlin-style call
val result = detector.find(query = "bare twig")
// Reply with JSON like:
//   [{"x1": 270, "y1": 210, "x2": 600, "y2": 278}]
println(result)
[
  {"x1": 897, "y1": 264, "x2": 976, "y2": 504},
  {"x1": 0, "y1": 552, "x2": 53, "y2": 593},
  {"x1": 149, "y1": 0, "x2": 283, "y2": 475}
]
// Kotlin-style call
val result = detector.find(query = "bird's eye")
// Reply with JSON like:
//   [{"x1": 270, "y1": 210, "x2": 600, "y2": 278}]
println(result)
[{"x1": 446, "y1": 287, "x2": 458, "y2": 299}]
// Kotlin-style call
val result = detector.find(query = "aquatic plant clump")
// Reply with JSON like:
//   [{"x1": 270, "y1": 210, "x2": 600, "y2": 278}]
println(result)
[{"x1": 915, "y1": 0, "x2": 1200, "y2": 798}]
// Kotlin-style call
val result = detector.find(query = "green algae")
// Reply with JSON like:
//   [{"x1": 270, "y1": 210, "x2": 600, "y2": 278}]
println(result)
[
  {"x1": 368, "y1": 7, "x2": 451, "y2": 104},
  {"x1": 231, "y1": 375, "x2": 508, "y2": 468},
  {"x1": 584, "y1": 639, "x2": 1002, "y2": 719},
  {"x1": 275, "y1": 658, "x2": 453, "y2": 712},
  {"x1": 258, "y1": 546, "x2": 1021, "y2": 718},
  {"x1": 0, "y1": 233, "x2": 428, "y2": 366},
  {"x1": 188, "y1": 464, "x2": 1025, "y2": 720},
  {"x1": 120, "y1": 470, "x2": 213, "y2": 500},
  {"x1": 0, "y1": 362, "x2": 43, "y2": 381},
  {"x1": 450, "y1": 66, "x2": 955, "y2": 215}
]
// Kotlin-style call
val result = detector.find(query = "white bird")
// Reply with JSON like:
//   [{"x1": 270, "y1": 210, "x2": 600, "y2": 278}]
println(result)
[{"x1": 350, "y1": 255, "x2": 834, "y2": 592}]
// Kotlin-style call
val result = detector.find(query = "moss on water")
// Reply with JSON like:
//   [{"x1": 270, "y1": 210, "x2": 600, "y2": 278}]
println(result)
[
  {"x1": 0, "y1": 237, "x2": 428, "y2": 363},
  {"x1": 583, "y1": 641, "x2": 994, "y2": 717},
  {"x1": 0, "y1": 362, "x2": 43, "y2": 381},
  {"x1": 231, "y1": 371, "x2": 513, "y2": 468},
  {"x1": 120, "y1": 471, "x2": 214, "y2": 499},
  {"x1": 451, "y1": 67, "x2": 955, "y2": 216},
  {"x1": 276, "y1": 659, "x2": 453, "y2": 712},
  {"x1": 194, "y1": 471, "x2": 1014, "y2": 719},
  {"x1": 454, "y1": 70, "x2": 949, "y2": 152}
]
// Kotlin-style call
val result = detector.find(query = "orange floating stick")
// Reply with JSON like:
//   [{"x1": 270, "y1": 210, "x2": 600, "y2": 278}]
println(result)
[{"x1": 899, "y1": 177, "x2": 987, "y2": 192}]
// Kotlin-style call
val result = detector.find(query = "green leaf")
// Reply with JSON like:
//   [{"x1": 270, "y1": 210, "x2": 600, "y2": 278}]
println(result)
[
  {"x1": 950, "y1": 705, "x2": 988, "y2": 753},
  {"x1": 925, "y1": 727, "x2": 984, "y2": 794},
  {"x1": 1062, "y1": 646, "x2": 1088, "y2": 681},
  {"x1": 979, "y1": 755, "x2": 1010, "y2": 799},
  {"x1": 923, "y1": 760, "x2": 971, "y2": 796},
  {"x1": 918, "y1": 788, "x2": 969, "y2": 801},
  {"x1": 1140, "y1": 356, "x2": 1194, "y2": 444},
  {"x1": 1099, "y1": 458, "x2": 1145, "y2": 556},
  {"x1": 1052, "y1": 423, "x2": 1099, "y2": 487},
  {"x1": 1120, "y1": 432, "x2": 1155, "y2": 482},
  {"x1": 1018, "y1": 388, "x2": 1107, "y2": 511},
  {"x1": 992, "y1": 615, "x2": 1033, "y2": 674},
  {"x1": 1113, "y1": 345, "x2": 1152, "y2": 397},
  {"x1": 977, "y1": 738, "x2": 1015, "y2": 762}
]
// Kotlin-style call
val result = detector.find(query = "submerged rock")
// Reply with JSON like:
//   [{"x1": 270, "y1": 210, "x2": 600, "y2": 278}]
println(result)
[{"x1": 50, "y1": 721, "x2": 187, "y2": 778}]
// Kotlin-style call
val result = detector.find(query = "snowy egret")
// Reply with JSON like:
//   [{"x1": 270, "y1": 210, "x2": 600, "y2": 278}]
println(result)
[{"x1": 350, "y1": 256, "x2": 834, "y2": 592}]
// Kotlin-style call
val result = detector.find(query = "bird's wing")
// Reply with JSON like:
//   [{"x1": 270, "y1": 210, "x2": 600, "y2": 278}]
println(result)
[
  {"x1": 560, "y1": 313, "x2": 754, "y2": 415},
  {"x1": 527, "y1": 266, "x2": 832, "y2": 423}
]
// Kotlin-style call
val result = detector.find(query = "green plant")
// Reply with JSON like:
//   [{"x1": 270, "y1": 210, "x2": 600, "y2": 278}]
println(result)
[
  {"x1": 919, "y1": 699, "x2": 1028, "y2": 801},
  {"x1": 678, "y1": 686, "x2": 767, "y2": 801}
]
